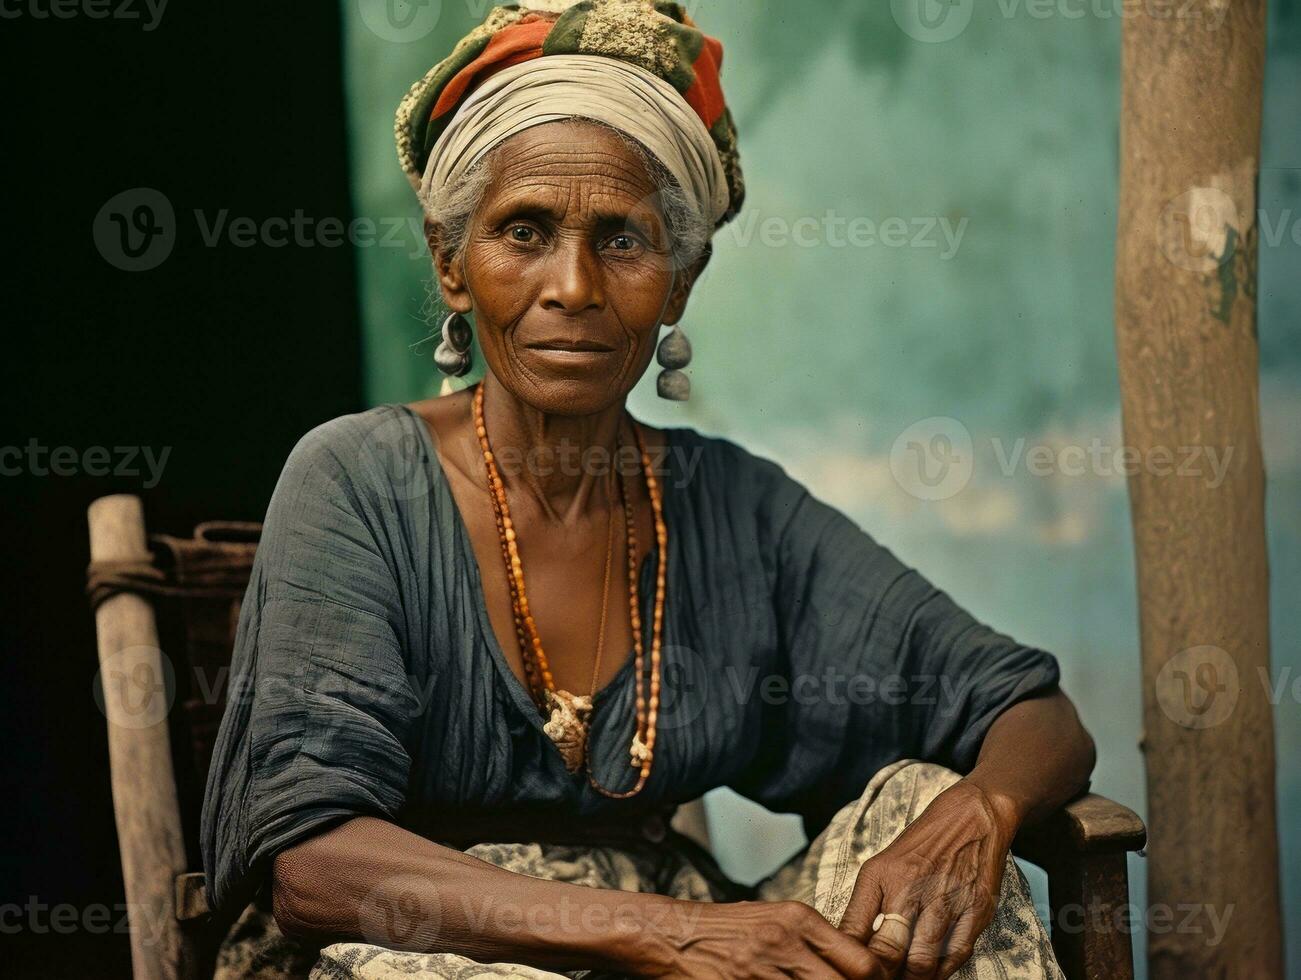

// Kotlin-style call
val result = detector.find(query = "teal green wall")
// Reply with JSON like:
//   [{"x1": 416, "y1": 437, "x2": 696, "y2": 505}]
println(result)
[{"x1": 343, "y1": 2, "x2": 1300, "y2": 974}]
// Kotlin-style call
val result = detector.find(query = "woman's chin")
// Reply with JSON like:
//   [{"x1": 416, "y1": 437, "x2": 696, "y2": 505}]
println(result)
[{"x1": 504, "y1": 351, "x2": 636, "y2": 415}]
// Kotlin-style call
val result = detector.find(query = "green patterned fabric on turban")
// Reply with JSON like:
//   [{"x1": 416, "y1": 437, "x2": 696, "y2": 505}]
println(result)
[{"x1": 395, "y1": 0, "x2": 745, "y2": 227}]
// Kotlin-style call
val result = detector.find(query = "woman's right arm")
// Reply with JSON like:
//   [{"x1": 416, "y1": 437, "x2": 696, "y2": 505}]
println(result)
[{"x1": 272, "y1": 816, "x2": 878, "y2": 978}]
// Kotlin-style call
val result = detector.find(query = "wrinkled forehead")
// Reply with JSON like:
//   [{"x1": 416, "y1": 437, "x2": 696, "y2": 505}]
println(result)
[
  {"x1": 476, "y1": 121, "x2": 669, "y2": 230},
  {"x1": 486, "y1": 121, "x2": 659, "y2": 194}
]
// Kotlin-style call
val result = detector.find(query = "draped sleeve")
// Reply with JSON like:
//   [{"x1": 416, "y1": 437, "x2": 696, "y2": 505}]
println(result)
[
  {"x1": 726, "y1": 454, "x2": 1061, "y2": 835},
  {"x1": 201, "y1": 414, "x2": 420, "y2": 911}
]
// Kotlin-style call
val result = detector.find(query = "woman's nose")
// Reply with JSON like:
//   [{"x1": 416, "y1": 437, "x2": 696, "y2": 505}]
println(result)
[{"x1": 538, "y1": 238, "x2": 605, "y2": 314}]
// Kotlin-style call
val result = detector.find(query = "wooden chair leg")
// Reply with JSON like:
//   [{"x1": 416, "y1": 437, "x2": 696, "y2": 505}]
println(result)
[
  {"x1": 1044, "y1": 850, "x2": 1136, "y2": 980},
  {"x1": 1014, "y1": 794, "x2": 1145, "y2": 980}
]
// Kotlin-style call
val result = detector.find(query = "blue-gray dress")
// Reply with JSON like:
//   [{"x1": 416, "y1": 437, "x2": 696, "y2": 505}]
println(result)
[{"x1": 200, "y1": 404, "x2": 1059, "y2": 912}]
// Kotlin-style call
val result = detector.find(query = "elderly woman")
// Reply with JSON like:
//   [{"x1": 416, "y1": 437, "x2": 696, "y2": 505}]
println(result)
[{"x1": 201, "y1": 3, "x2": 1094, "y2": 978}]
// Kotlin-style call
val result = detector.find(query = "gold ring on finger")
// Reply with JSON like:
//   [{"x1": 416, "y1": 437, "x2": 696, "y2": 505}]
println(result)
[{"x1": 872, "y1": 912, "x2": 912, "y2": 933}]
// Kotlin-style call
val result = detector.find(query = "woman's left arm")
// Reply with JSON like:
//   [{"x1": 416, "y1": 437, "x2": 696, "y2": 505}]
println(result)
[
  {"x1": 837, "y1": 688, "x2": 1095, "y2": 979},
  {"x1": 738, "y1": 456, "x2": 1097, "y2": 977},
  {"x1": 965, "y1": 685, "x2": 1096, "y2": 827}
]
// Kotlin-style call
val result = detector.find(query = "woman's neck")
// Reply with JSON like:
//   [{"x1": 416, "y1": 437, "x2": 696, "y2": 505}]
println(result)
[{"x1": 477, "y1": 374, "x2": 631, "y2": 526}]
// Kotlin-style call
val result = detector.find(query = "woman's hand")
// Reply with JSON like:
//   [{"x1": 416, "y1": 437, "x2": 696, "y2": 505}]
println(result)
[
  {"x1": 836, "y1": 780, "x2": 1021, "y2": 980},
  {"x1": 639, "y1": 899, "x2": 876, "y2": 979}
]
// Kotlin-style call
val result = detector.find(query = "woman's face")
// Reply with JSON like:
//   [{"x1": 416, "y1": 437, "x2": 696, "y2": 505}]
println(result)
[{"x1": 433, "y1": 119, "x2": 703, "y2": 417}]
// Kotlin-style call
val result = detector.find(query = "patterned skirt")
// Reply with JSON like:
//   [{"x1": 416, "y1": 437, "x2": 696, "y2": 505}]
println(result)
[{"x1": 215, "y1": 761, "x2": 1062, "y2": 979}]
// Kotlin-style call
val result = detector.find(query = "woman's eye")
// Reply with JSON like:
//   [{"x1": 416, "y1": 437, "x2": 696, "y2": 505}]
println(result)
[
  {"x1": 606, "y1": 234, "x2": 639, "y2": 252},
  {"x1": 507, "y1": 225, "x2": 537, "y2": 243}
]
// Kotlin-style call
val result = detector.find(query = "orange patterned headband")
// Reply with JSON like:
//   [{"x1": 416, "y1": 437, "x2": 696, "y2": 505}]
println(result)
[{"x1": 395, "y1": 1, "x2": 744, "y2": 227}]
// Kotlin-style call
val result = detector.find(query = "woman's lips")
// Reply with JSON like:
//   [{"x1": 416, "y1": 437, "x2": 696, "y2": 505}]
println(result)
[
  {"x1": 520, "y1": 338, "x2": 618, "y2": 366},
  {"x1": 523, "y1": 339, "x2": 615, "y2": 353}
]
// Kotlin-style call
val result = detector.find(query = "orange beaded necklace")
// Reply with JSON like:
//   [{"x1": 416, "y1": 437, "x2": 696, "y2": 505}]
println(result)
[{"x1": 472, "y1": 381, "x2": 665, "y2": 799}]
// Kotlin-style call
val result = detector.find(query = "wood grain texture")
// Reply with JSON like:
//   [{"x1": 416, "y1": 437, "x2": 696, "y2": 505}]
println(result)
[
  {"x1": 1014, "y1": 794, "x2": 1146, "y2": 980},
  {"x1": 1046, "y1": 851, "x2": 1138, "y2": 980},
  {"x1": 1114, "y1": 2, "x2": 1283, "y2": 976},
  {"x1": 1014, "y1": 794, "x2": 1146, "y2": 862},
  {"x1": 174, "y1": 873, "x2": 210, "y2": 923},
  {"x1": 88, "y1": 495, "x2": 195, "y2": 980}
]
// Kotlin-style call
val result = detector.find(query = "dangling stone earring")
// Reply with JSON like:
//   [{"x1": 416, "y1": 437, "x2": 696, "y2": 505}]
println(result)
[
  {"x1": 656, "y1": 324, "x2": 692, "y2": 401},
  {"x1": 435, "y1": 311, "x2": 473, "y2": 377}
]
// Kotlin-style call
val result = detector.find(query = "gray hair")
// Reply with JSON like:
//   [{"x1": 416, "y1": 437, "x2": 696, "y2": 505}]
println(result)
[{"x1": 422, "y1": 117, "x2": 713, "y2": 274}]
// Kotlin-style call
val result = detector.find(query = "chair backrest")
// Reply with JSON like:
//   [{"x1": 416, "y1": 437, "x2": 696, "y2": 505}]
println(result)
[
  {"x1": 88, "y1": 496, "x2": 260, "y2": 980},
  {"x1": 149, "y1": 520, "x2": 261, "y2": 864}
]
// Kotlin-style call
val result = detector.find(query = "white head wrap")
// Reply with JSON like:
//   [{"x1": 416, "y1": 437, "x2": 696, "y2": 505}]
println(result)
[{"x1": 419, "y1": 54, "x2": 729, "y2": 228}]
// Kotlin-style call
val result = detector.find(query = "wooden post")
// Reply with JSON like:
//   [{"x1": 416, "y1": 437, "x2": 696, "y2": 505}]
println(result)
[
  {"x1": 1113, "y1": 2, "x2": 1283, "y2": 977},
  {"x1": 89, "y1": 495, "x2": 191, "y2": 980}
]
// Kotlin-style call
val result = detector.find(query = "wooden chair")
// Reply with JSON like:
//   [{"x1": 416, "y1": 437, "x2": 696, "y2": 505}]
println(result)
[{"x1": 87, "y1": 494, "x2": 1146, "y2": 980}]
